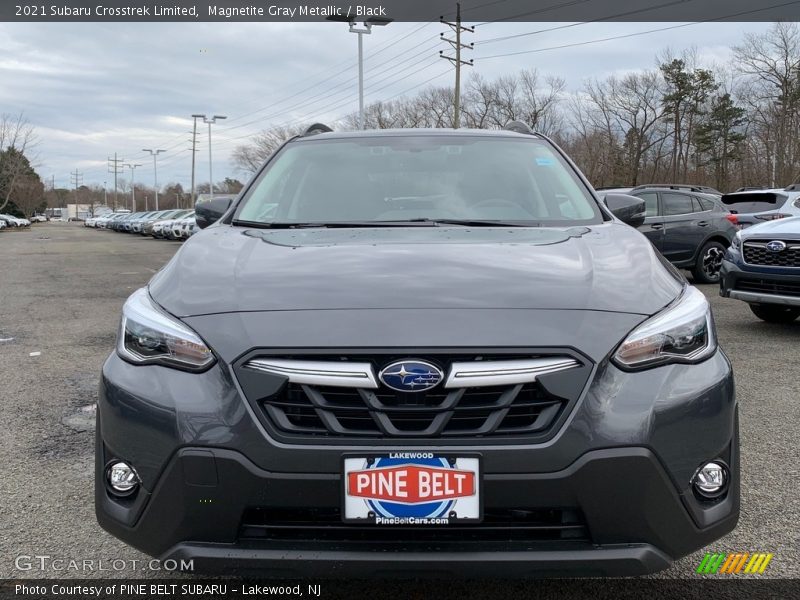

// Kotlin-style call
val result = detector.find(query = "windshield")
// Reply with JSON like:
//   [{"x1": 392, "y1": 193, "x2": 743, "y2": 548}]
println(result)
[{"x1": 234, "y1": 135, "x2": 602, "y2": 227}]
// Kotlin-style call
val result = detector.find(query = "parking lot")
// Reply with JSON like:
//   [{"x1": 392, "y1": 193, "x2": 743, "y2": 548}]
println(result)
[{"x1": 0, "y1": 222, "x2": 798, "y2": 585}]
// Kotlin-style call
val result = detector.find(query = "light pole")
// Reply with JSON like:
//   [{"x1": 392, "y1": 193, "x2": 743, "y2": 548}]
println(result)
[
  {"x1": 103, "y1": 181, "x2": 108, "y2": 206},
  {"x1": 328, "y1": 16, "x2": 392, "y2": 129},
  {"x1": 190, "y1": 114, "x2": 203, "y2": 206},
  {"x1": 142, "y1": 149, "x2": 165, "y2": 210},
  {"x1": 123, "y1": 163, "x2": 142, "y2": 211},
  {"x1": 202, "y1": 115, "x2": 226, "y2": 197}
]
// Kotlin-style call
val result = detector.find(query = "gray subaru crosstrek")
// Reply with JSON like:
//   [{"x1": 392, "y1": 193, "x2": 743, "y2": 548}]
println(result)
[{"x1": 96, "y1": 124, "x2": 738, "y2": 577}]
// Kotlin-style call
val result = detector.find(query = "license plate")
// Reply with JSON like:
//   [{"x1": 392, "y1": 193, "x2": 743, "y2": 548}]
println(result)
[{"x1": 343, "y1": 454, "x2": 481, "y2": 524}]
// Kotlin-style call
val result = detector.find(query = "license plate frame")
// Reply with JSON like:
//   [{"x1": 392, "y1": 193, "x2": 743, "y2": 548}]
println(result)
[{"x1": 342, "y1": 453, "x2": 482, "y2": 525}]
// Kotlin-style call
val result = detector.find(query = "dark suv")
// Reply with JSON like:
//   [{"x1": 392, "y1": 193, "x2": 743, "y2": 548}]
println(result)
[
  {"x1": 97, "y1": 125, "x2": 738, "y2": 577},
  {"x1": 720, "y1": 216, "x2": 800, "y2": 322},
  {"x1": 598, "y1": 185, "x2": 736, "y2": 284}
]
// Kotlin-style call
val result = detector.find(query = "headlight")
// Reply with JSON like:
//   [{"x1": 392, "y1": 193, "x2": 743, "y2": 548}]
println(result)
[
  {"x1": 731, "y1": 231, "x2": 742, "y2": 250},
  {"x1": 117, "y1": 288, "x2": 215, "y2": 371},
  {"x1": 613, "y1": 286, "x2": 716, "y2": 370}
]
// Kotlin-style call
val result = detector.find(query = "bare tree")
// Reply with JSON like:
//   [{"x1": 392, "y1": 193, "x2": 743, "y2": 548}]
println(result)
[
  {"x1": 0, "y1": 112, "x2": 38, "y2": 212},
  {"x1": 232, "y1": 124, "x2": 309, "y2": 175},
  {"x1": 734, "y1": 22, "x2": 800, "y2": 184}
]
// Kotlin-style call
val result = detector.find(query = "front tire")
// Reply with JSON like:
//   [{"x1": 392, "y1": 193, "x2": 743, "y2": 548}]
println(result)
[
  {"x1": 749, "y1": 304, "x2": 800, "y2": 323},
  {"x1": 692, "y1": 241, "x2": 727, "y2": 284}
]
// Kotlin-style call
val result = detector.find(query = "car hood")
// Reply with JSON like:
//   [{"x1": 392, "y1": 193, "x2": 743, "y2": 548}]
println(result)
[
  {"x1": 740, "y1": 216, "x2": 800, "y2": 239},
  {"x1": 149, "y1": 223, "x2": 682, "y2": 318}
]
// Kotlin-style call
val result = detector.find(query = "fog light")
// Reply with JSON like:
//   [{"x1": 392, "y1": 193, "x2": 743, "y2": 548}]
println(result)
[
  {"x1": 106, "y1": 461, "x2": 139, "y2": 496},
  {"x1": 693, "y1": 461, "x2": 728, "y2": 499}
]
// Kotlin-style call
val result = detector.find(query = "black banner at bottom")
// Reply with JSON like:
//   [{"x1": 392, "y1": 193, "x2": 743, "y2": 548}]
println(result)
[{"x1": 2, "y1": 579, "x2": 799, "y2": 600}]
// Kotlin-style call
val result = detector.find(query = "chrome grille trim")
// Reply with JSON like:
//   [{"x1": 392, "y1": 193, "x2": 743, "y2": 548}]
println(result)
[
  {"x1": 244, "y1": 358, "x2": 379, "y2": 389},
  {"x1": 244, "y1": 356, "x2": 581, "y2": 390},
  {"x1": 444, "y1": 357, "x2": 581, "y2": 388}
]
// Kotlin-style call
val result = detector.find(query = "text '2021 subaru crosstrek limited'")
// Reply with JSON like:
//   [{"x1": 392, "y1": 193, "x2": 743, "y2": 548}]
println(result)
[{"x1": 96, "y1": 124, "x2": 738, "y2": 577}]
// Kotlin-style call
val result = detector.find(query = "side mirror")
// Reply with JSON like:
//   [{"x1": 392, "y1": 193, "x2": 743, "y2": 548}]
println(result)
[
  {"x1": 195, "y1": 196, "x2": 233, "y2": 229},
  {"x1": 603, "y1": 193, "x2": 646, "y2": 228}
]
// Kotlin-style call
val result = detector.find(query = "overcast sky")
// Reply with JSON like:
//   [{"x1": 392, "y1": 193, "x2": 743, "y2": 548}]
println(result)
[{"x1": 0, "y1": 20, "x2": 774, "y2": 191}]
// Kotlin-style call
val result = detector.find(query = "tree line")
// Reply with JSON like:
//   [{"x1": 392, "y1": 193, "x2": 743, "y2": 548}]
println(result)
[{"x1": 234, "y1": 22, "x2": 800, "y2": 193}]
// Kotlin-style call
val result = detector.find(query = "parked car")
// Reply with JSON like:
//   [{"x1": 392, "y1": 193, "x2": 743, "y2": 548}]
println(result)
[
  {"x1": 719, "y1": 185, "x2": 800, "y2": 228},
  {"x1": 98, "y1": 124, "x2": 738, "y2": 577},
  {"x1": 168, "y1": 211, "x2": 195, "y2": 239},
  {"x1": 107, "y1": 213, "x2": 132, "y2": 230},
  {"x1": 143, "y1": 210, "x2": 186, "y2": 236},
  {"x1": 597, "y1": 186, "x2": 737, "y2": 283},
  {"x1": 30, "y1": 214, "x2": 47, "y2": 223},
  {"x1": 0, "y1": 219, "x2": 6, "y2": 230},
  {"x1": 122, "y1": 212, "x2": 145, "y2": 232},
  {"x1": 0, "y1": 214, "x2": 30, "y2": 227},
  {"x1": 720, "y1": 215, "x2": 800, "y2": 322},
  {"x1": 152, "y1": 210, "x2": 192, "y2": 238}
]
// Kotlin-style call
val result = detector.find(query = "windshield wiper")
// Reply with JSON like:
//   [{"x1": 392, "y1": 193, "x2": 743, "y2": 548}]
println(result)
[
  {"x1": 232, "y1": 218, "x2": 538, "y2": 229},
  {"x1": 417, "y1": 218, "x2": 537, "y2": 227},
  {"x1": 232, "y1": 219, "x2": 439, "y2": 229}
]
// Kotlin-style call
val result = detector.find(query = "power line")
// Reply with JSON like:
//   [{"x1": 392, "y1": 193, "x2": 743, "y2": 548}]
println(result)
[
  {"x1": 476, "y1": 0, "x2": 800, "y2": 60},
  {"x1": 473, "y1": 0, "x2": 596, "y2": 27},
  {"x1": 220, "y1": 37, "x2": 444, "y2": 135},
  {"x1": 474, "y1": 0, "x2": 700, "y2": 45}
]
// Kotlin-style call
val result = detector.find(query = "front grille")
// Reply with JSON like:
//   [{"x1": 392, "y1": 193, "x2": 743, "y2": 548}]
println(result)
[
  {"x1": 743, "y1": 241, "x2": 800, "y2": 267},
  {"x1": 239, "y1": 507, "x2": 590, "y2": 545},
  {"x1": 735, "y1": 277, "x2": 800, "y2": 298},
  {"x1": 265, "y1": 383, "x2": 562, "y2": 437},
  {"x1": 235, "y1": 352, "x2": 590, "y2": 443}
]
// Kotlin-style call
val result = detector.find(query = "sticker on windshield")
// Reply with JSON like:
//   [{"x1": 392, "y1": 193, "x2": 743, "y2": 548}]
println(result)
[{"x1": 535, "y1": 157, "x2": 555, "y2": 166}]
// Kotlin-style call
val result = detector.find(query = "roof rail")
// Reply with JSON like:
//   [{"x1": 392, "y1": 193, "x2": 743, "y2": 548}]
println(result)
[
  {"x1": 504, "y1": 120, "x2": 533, "y2": 135},
  {"x1": 784, "y1": 183, "x2": 800, "y2": 192},
  {"x1": 631, "y1": 183, "x2": 721, "y2": 194},
  {"x1": 303, "y1": 123, "x2": 333, "y2": 136}
]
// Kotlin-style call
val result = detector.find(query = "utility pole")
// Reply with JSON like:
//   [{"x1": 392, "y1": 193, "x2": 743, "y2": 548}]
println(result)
[
  {"x1": 190, "y1": 114, "x2": 202, "y2": 206},
  {"x1": 123, "y1": 163, "x2": 142, "y2": 212},
  {"x1": 103, "y1": 181, "x2": 108, "y2": 206},
  {"x1": 440, "y1": 2, "x2": 474, "y2": 129},
  {"x1": 70, "y1": 169, "x2": 83, "y2": 219},
  {"x1": 142, "y1": 148, "x2": 165, "y2": 210},
  {"x1": 108, "y1": 153, "x2": 124, "y2": 210}
]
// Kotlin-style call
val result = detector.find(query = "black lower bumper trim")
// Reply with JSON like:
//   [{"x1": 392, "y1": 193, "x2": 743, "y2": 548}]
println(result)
[{"x1": 162, "y1": 542, "x2": 673, "y2": 578}]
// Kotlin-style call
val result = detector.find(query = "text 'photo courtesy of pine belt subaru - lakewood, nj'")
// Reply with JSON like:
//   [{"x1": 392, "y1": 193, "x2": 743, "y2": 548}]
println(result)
[{"x1": 96, "y1": 123, "x2": 739, "y2": 578}]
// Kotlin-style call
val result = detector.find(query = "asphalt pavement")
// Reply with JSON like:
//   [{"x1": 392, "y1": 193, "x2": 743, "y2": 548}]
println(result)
[{"x1": 0, "y1": 223, "x2": 797, "y2": 587}]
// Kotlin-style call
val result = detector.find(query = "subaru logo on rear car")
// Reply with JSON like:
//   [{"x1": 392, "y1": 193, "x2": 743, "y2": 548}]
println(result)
[
  {"x1": 766, "y1": 240, "x2": 787, "y2": 253},
  {"x1": 379, "y1": 360, "x2": 444, "y2": 392}
]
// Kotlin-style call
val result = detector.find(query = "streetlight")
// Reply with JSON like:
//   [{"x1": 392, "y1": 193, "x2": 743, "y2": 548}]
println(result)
[
  {"x1": 123, "y1": 163, "x2": 142, "y2": 211},
  {"x1": 199, "y1": 115, "x2": 226, "y2": 198},
  {"x1": 327, "y1": 15, "x2": 392, "y2": 130},
  {"x1": 142, "y1": 149, "x2": 165, "y2": 210}
]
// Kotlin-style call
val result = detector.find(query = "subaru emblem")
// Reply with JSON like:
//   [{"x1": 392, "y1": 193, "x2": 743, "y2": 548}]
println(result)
[
  {"x1": 766, "y1": 240, "x2": 787, "y2": 253},
  {"x1": 379, "y1": 360, "x2": 444, "y2": 393}
]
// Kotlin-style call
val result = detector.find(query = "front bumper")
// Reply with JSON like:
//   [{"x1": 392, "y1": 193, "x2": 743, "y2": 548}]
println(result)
[
  {"x1": 96, "y1": 345, "x2": 738, "y2": 576},
  {"x1": 96, "y1": 443, "x2": 738, "y2": 577},
  {"x1": 720, "y1": 250, "x2": 800, "y2": 306}
]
